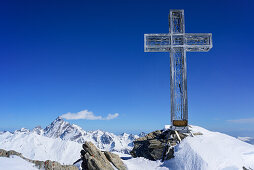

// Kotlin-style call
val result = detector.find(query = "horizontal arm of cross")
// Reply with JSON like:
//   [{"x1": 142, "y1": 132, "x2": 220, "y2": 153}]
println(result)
[{"x1": 144, "y1": 33, "x2": 212, "y2": 52}]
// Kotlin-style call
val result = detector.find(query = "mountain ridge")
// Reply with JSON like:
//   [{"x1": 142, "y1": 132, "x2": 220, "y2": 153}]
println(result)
[
  {"x1": 1, "y1": 117, "x2": 145, "y2": 154},
  {"x1": 1, "y1": 125, "x2": 254, "y2": 169}
]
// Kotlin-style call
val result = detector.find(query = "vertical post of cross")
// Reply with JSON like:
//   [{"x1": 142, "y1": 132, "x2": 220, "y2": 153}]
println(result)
[{"x1": 169, "y1": 10, "x2": 188, "y2": 128}]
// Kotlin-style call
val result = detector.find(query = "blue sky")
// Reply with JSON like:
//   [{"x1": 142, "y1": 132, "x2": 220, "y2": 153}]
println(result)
[{"x1": 0, "y1": 0, "x2": 254, "y2": 136}]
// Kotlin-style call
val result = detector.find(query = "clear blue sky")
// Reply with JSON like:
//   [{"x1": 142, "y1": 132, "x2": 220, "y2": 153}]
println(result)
[{"x1": 1, "y1": 0, "x2": 254, "y2": 136}]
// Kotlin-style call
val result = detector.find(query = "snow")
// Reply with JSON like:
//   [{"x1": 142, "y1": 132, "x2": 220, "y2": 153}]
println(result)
[
  {"x1": 0, "y1": 156, "x2": 38, "y2": 170},
  {"x1": 0, "y1": 122, "x2": 254, "y2": 170},
  {"x1": 42, "y1": 117, "x2": 141, "y2": 153},
  {"x1": 163, "y1": 126, "x2": 254, "y2": 170},
  {"x1": 123, "y1": 157, "x2": 168, "y2": 170},
  {"x1": 238, "y1": 137, "x2": 254, "y2": 145},
  {"x1": 0, "y1": 132, "x2": 82, "y2": 164}
]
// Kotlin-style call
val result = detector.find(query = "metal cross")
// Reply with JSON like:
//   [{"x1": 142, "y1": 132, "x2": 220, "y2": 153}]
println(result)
[{"x1": 144, "y1": 10, "x2": 212, "y2": 130}]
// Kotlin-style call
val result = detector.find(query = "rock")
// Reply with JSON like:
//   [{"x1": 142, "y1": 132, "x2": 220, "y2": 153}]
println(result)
[
  {"x1": 32, "y1": 160, "x2": 45, "y2": 169},
  {"x1": 148, "y1": 139, "x2": 165, "y2": 160},
  {"x1": 135, "y1": 130, "x2": 162, "y2": 141},
  {"x1": 0, "y1": 149, "x2": 22, "y2": 158},
  {"x1": 193, "y1": 132, "x2": 203, "y2": 136},
  {"x1": 44, "y1": 160, "x2": 62, "y2": 170},
  {"x1": 7, "y1": 150, "x2": 22, "y2": 157},
  {"x1": 130, "y1": 129, "x2": 185, "y2": 161},
  {"x1": 131, "y1": 138, "x2": 166, "y2": 160},
  {"x1": 242, "y1": 166, "x2": 253, "y2": 170},
  {"x1": 44, "y1": 160, "x2": 78, "y2": 170},
  {"x1": 0, "y1": 149, "x2": 8, "y2": 157},
  {"x1": 82, "y1": 141, "x2": 114, "y2": 170},
  {"x1": 81, "y1": 141, "x2": 126, "y2": 170},
  {"x1": 104, "y1": 151, "x2": 127, "y2": 170}
]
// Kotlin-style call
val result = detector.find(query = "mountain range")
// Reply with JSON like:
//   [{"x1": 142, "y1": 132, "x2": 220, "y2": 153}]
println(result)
[
  {"x1": 1, "y1": 117, "x2": 145, "y2": 154},
  {"x1": 1, "y1": 124, "x2": 254, "y2": 169}
]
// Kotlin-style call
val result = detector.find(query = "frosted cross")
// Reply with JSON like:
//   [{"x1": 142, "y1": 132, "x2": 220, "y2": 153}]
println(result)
[{"x1": 144, "y1": 10, "x2": 212, "y2": 130}]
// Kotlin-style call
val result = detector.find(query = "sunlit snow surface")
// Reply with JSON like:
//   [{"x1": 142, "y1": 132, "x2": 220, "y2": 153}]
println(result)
[
  {"x1": 163, "y1": 126, "x2": 254, "y2": 170},
  {"x1": 0, "y1": 126, "x2": 254, "y2": 170},
  {"x1": 0, "y1": 132, "x2": 82, "y2": 164},
  {"x1": 0, "y1": 156, "x2": 38, "y2": 170}
]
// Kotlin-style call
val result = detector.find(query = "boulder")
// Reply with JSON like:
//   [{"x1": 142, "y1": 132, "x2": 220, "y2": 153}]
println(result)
[
  {"x1": 131, "y1": 129, "x2": 186, "y2": 161},
  {"x1": 82, "y1": 141, "x2": 114, "y2": 170},
  {"x1": 131, "y1": 138, "x2": 166, "y2": 160},
  {"x1": 104, "y1": 151, "x2": 127, "y2": 170},
  {"x1": 82, "y1": 141, "x2": 126, "y2": 170}
]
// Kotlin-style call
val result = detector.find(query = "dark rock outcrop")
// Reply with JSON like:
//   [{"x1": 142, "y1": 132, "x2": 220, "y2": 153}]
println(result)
[{"x1": 130, "y1": 129, "x2": 187, "y2": 161}]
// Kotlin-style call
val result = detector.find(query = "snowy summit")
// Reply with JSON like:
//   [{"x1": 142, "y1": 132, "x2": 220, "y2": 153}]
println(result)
[{"x1": 0, "y1": 118, "x2": 254, "y2": 170}]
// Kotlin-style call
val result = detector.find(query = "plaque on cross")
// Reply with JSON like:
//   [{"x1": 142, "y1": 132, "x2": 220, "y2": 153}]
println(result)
[{"x1": 144, "y1": 9, "x2": 212, "y2": 131}]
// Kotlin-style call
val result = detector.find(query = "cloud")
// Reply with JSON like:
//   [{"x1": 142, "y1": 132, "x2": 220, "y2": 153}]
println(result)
[
  {"x1": 227, "y1": 118, "x2": 254, "y2": 123},
  {"x1": 60, "y1": 109, "x2": 119, "y2": 120},
  {"x1": 105, "y1": 113, "x2": 119, "y2": 120}
]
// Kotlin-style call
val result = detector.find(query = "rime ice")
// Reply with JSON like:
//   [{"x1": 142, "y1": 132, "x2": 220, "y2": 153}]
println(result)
[{"x1": 144, "y1": 10, "x2": 212, "y2": 130}]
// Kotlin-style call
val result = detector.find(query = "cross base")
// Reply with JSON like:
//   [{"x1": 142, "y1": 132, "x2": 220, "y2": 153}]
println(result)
[{"x1": 164, "y1": 124, "x2": 190, "y2": 133}]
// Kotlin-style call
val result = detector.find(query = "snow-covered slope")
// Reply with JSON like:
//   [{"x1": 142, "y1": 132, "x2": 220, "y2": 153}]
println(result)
[
  {"x1": 1, "y1": 123, "x2": 254, "y2": 170},
  {"x1": 0, "y1": 156, "x2": 38, "y2": 170},
  {"x1": 115, "y1": 126, "x2": 254, "y2": 170},
  {"x1": 163, "y1": 126, "x2": 254, "y2": 170},
  {"x1": 0, "y1": 131, "x2": 81, "y2": 164},
  {"x1": 238, "y1": 136, "x2": 254, "y2": 145}
]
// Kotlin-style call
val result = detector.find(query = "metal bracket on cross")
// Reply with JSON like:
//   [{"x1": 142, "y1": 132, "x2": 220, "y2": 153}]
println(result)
[{"x1": 144, "y1": 9, "x2": 212, "y2": 132}]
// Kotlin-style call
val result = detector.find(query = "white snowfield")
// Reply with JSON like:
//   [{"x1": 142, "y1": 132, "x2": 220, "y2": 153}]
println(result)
[
  {"x1": 0, "y1": 156, "x2": 38, "y2": 170},
  {"x1": 0, "y1": 125, "x2": 254, "y2": 170},
  {"x1": 163, "y1": 126, "x2": 254, "y2": 170},
  {"x1": 0, "y1": 131, "x2": 82, "y2": 164}
]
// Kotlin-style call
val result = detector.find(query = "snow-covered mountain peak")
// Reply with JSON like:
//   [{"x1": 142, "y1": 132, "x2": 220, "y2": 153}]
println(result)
[
  {"x1": 44, "y1": 117, "x2": 74, "y2": 138},
  {"x1": 0, "y1": 117, "x2": 143, "y2": 154},
  {"x1": 38, "y1": 117, "x2": 137, "y2": 153},
  {"x1": 14, "y1": 128, "x2": 30, "y2": 134},
  {"x1": 32, "y1": 126, "x2": 43, "y2": 135}
]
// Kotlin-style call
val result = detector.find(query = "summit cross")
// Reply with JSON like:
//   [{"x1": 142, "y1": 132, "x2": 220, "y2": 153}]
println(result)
[{"x1": 144, "y1": 9, "x2": 212, "y2": 131}]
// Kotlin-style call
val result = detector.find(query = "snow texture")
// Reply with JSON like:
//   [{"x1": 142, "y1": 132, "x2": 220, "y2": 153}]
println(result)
[
  {"x1": 163, "y1": 126, "x2": 254, "y2": 170},
  {"x1": 0, "y1": 119, "x2": 254, "y2": 170},
  {"x1": 0, "y1": 156, "x2": 38, "y2": 170},
  {"x1": 0, "y1": 131, "x2": 82, "y2": 164}
]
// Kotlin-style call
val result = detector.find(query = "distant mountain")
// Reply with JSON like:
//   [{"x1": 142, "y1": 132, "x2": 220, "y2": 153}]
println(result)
[
  {"x1": 1, "y1": 125, "x2": 254, "y2": 169},
  {"x1": 238, "y1": 137, "x2": 254, "y2": 145},
  {"x1": 1, "y1": 117, "x2": 145, "y2": 154}
]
